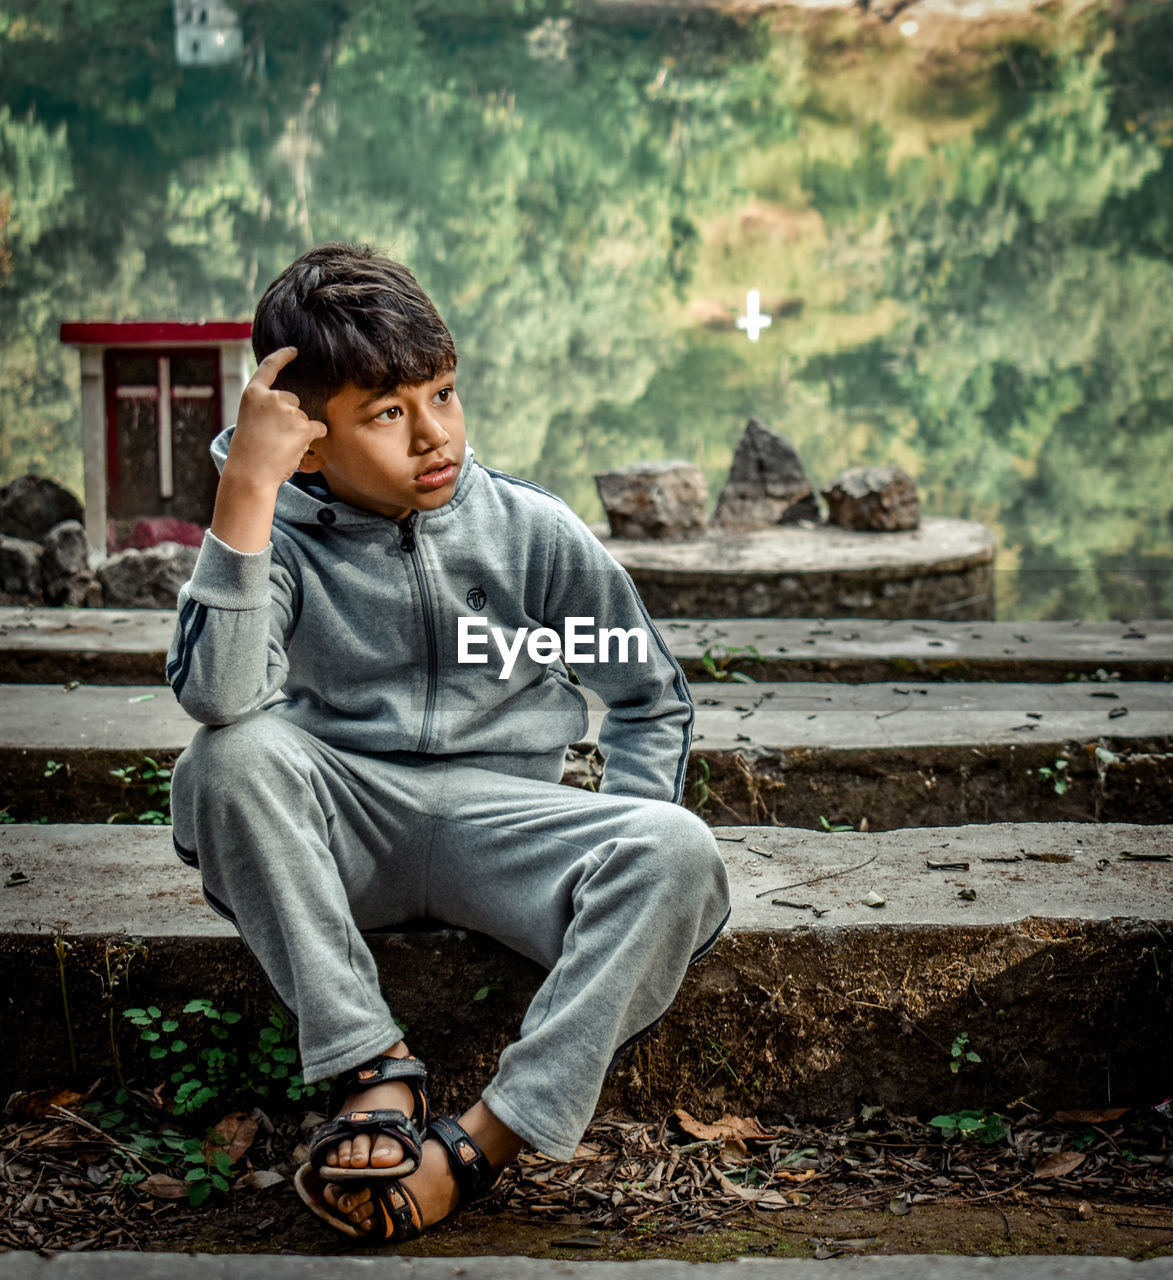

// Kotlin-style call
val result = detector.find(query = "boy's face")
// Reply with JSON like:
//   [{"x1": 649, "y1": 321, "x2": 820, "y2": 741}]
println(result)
[{"x1": 298, "y1": 367, "x2": 466, "y2": 520}]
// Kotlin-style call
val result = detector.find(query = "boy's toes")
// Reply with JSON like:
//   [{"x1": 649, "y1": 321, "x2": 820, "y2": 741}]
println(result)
[
  {"x1": 339, "y1": 1189, "x2": 375, "y2": 1228},
  {"x1": 326, "y1": 1136, "x2": 354, "y2": 1167},
  {"x1": 344, "y1": 1134, "x2": 372, "y2": 1168},
  {"x1": 323, "y1": 1181, "x2": 374, "y2": 1229},
  {"x1": 369, "y1": 1135, "x2": 405, "y2": 1168}
]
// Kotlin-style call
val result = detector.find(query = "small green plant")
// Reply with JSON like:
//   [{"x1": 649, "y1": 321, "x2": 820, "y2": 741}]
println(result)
[
  {"x1": 700, "y1": 644, "x2": 762, "y2": 683},
  {"x1": 928, "y1": 1110, "x2": 1009, "y2": 1144},
  {"x1": 249, "y1": 1006, "x2": 323, "y2": 1101},
  {"x1": 123, "y1": 998, "x2": 325, "y2": 1114},
  {"x1": 818, "y1": 815, "x2": 854, "y2": 833},
  {"x1": 43, "y1": 759, "x2": 65, "y2": 778},
  {"x1": 1031, "y1": 757, "x2": 1069, "y2": 795},
  {"x1": 691, "y1": 757, "x2": 711, "y2": 811},
  {"x1": 949, "y1": 1032, "x2": 981, "y2": 1074},
  {"x1": 86, "y1": 1089, "x2": 237, "y2": 1207},
  {"x1": 1068, "y1": 668, "x2": 1121, "y2": 683},
  {"x1": 108, "y1": 756, "x2": 173, "y2": 824}
]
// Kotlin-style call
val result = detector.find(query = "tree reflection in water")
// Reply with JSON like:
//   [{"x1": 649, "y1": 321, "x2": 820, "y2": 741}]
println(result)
[{"x1": 0, "y1": 1, "x2": 1169, "y2": 618}]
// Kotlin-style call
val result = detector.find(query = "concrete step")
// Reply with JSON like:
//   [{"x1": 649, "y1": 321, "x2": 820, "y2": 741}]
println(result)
[
  {"x1": 663, "y1": 617, "x2": 1173, "y2": 684},
  {"x1": 2, "y1": 680, "x2": 1170, "y2": 827},
  {"x1": 3, "y1": 1254, "x2": 1173, "y2": 1279},
  {"x1": 3, "y1": 608, "x2": 1170, "y2": 685},
  {"x1": 2, "y1": 821, "x2": 1170, "y2": 1120}
]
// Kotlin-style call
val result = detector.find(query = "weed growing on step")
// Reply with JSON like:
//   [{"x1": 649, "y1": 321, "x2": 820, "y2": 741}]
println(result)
[
  {"x1": 927, "y1": 1110, "x2": 1009, "y2": 1144},
  {"x1": 818, "y1": 815, "x2": 855, "y2": 832},
  {"x1": 123, "y1": 999, "x2": 326, "y2": 1115},
  {"x1": 0, "y1": 807, "x2": 47, "y2": 823},
  {"x1": 691, "y1": 757, "x2": 711, "y2": 812},
  {"x1": 84, "y1": 1089, "x2": 243, "y2": 1207},
  {"x1": 1029, "y1": 756, "x2": 1069, "y2": 795},
  {"x1": 108, "y1": 755, "x2": 173, "y2": 825},
  {"x1": 700, "y1": 644, "x2": 763, "y2": 683},
  {"x1": 77, "y1": 999, "x2": 331, "y2": 1206},
  {"x1": 949, "y1": 1032, "x2": 981, "y2": 1074}
]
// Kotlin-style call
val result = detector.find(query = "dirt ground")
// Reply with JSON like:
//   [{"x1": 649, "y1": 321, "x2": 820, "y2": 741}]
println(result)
[{"x1": 2, "y1": 1098, "x2": 1170, "y2": 1260}]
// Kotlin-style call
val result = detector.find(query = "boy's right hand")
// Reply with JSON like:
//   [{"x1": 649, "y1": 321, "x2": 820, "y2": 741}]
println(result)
[
  {"x1": 224, "y1": 347, "x2": 328, "y2": 489},
  {"x1": 210, "y1": 347, "x2": 328, "y2": 554}
]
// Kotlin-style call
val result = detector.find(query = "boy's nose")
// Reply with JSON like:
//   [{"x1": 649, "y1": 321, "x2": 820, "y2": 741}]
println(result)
[{"x1": 412, "y1": 411, "x2": 448, "y2": 452}]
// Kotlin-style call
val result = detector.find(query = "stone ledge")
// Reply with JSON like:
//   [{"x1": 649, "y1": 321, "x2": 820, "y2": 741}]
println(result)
[
  {"x1": 2, "y1": 823, "x2": 1169, "y2": 1119},
  {"x1": 4, "y1": 609, "x2": 1170, "y2": 685},
  {"x1": 2, "y1": 1251, "x2": 1171, "y2": 1278},
  {"x1": 602, "y1": 519, "x2": 995, "y2": 619},
  {"x1": 2, "y1": 681, "x2": 1170, "y2": 827}
]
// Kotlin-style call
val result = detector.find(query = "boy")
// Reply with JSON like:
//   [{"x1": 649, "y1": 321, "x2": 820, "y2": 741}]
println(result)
[{"x1": 167, "y1": 242, "x2": 730, "y2": 1243}]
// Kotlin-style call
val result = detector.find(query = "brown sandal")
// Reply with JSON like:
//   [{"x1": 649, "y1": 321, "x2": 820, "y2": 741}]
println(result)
[{"x1": 308, "y1": 1053, "x2": 428, "y2": 1181}]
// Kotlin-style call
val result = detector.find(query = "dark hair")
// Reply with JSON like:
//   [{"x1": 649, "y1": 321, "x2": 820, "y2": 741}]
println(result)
[{"x1": 251, "y1": 242, "x2": 457, "y2": 419}]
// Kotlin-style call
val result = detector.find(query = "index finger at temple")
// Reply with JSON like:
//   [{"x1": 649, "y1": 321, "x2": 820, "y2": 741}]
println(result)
[{"x1": 252, "y1": 346, "x2": 299, "y2": 387}]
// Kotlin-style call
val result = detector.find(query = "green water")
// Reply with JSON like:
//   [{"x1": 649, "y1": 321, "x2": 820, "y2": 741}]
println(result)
[{"x1": 1, "y1": 1, "x2": 1171, "y2": 618}]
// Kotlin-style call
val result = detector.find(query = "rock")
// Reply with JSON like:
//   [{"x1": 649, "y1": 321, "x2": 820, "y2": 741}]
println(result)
[
  {"x1": 41, "y1": 520, "x2": 101, "y2": 607},
  {"x1": 127, "y1": 517, "x2": 206, "y2": 551},
  {"x1": 0, "y1": 475, "x2": 84, "y2": 544},
  {"x1": 98, "y1": 542, "x2": 198, "y2": 608},
  {"x1": 595, "y1": 461, "x2": 708, "y2": 540},
  {"x1": 823, "y1": 465, "x2": 920, "y2": 531},
  {"x1": 0, "y1": 534, "x2": 44, "y2": 604},
  {"x1": 711, "y1": 419, "x2": 819, "y2": 529}
]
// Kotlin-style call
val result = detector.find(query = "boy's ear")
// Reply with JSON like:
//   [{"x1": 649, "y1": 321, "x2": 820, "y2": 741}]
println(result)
[{"x1": 296, "y1": 444, "x2": 325, "y2": 475}]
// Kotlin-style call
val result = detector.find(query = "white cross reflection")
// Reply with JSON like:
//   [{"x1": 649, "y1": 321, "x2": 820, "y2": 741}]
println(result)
[{"x1": 736, "y1": 289, "x2": 772, "y2": 342}]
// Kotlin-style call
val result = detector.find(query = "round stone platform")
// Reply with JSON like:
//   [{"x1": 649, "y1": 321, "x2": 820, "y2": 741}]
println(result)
[{"x1": 601, "y1": 516, "x2": 995, "y2": 619}]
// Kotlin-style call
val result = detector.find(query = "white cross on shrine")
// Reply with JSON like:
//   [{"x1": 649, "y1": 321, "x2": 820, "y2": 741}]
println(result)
[{"x1": 736, "y1": 289, "x2": 772, "y2": 342}]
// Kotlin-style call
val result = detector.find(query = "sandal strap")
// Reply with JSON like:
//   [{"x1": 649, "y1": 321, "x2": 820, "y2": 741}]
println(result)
[
  {"x1": 330, "y1": 1053, "x2": 429, "y2": 1128},
  {"x1": 308, "y1": 1109, "x2": 424, "y2": 1173},
  {"x1": 369, "y1": 1178, "x2": 424, "y2": 1243},
  {"x1": 429, "y1": 1115, "x2": 499, "y2": 1205},
  {"x1": 349, "y1": 1054, "x2": 427, "y2": 1092}
]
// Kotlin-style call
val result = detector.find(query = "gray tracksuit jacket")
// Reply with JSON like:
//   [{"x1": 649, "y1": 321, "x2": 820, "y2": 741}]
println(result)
[{"x1": 167, "y1": 430, "x2": 694, "y2": 803}]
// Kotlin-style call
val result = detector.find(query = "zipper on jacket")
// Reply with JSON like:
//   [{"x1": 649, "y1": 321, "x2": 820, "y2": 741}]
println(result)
[{"x1": 397, "y1": 511, "x2": 438, "y2": 751}]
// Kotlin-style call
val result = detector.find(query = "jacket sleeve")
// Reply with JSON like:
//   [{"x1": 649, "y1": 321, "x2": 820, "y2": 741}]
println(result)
[
  {"x1": 544, "y1": 508, "x2": 693, "y2": 804},
  {"x1": 166, "y1": 530, "x2": 298, "y2": 724}
]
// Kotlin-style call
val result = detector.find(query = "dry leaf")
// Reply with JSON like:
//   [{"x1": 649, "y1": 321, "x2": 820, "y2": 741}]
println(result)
[
  {"x1": 774, "y1": 1168, "x2": 821, "y2": 1183},
  {"x1": 1052, "y1": 1108, "x2": 1128, "y2": 1124},
  {"x1": 204, "y1": 1111, "x2": 259, "y2": 1163},
  {"x1": 674, "y1": 1108, "x2": 774, "y2": 1144},
  {"x1": 12, "y1": 1087, "x2": 86, "y2": 1119},
  {"x1": 1033, "y1": 1151, "x2": 1086, "y2": 1179},
  {"x1": 138, "y1": 1173, "x2": 189, "y2": 1199},
  {"x1": 240, "y1": 1169, "x2": 285, "y2": 1190},
  {"x1": 712, "y1": 1168, "x2": 805, "y2": 1208},
  {"x1": 755, "y1": 1189, "x2": 808, "y2": 1209}
]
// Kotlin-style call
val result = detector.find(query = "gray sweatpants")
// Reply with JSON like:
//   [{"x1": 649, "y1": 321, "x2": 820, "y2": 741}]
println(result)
[{"x1": 170, "y1": 713, "x2": 730, "y2": 1160}]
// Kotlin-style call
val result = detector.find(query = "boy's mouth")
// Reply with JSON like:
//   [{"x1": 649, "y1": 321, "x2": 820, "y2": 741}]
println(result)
[{"x1": 415, "y1": 458, "x2": 458, "y2": 490}]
